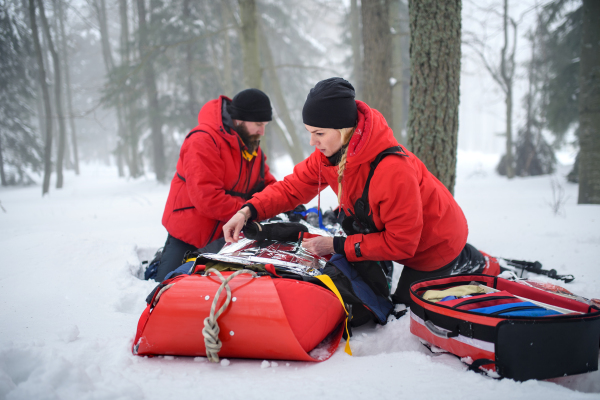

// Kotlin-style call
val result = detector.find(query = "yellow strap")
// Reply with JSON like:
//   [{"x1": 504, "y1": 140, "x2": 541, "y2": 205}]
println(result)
[
  {"x1": 315, "y1": 275, "x2": 352, "y2": 356},
  {"x1": 185, "y1": 258, "x2": 196, "y2": 264}
]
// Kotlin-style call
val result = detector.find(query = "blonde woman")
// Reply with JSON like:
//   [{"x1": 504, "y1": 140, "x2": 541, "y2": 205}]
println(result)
[{"x1": 223, "y1": 77, "x2": 485, "y2": 305}]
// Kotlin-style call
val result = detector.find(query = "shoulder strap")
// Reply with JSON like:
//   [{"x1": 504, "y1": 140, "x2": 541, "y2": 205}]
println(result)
[
  {"x1": 351, "y1": 146, "x2": 408, "y2": 233},
  {"x1": 360, "y1": 146, "x2": 407, "y2": 205},
  {"x1": 185, "y1": 129, "x2": 216, "y2": 144},
  {"x1": 176, "y1": 130, "x2": 217, "y2": 182}
]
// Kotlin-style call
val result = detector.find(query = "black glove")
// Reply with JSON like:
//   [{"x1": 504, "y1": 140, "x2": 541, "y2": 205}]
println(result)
[{"x1": 243, "y1": 221, "x2": 308, "y2": 242}]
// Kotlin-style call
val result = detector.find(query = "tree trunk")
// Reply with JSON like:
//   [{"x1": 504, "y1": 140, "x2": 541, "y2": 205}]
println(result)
[
  {"x1": 95, "y1": 0, "x2": 128, "y2": 177},
  {"x1": 119, "y1": 0, "x2": 141, "y2": 178},
  {"x1": 407, "y1": 0, "x2": 461, "y2": 195},
  {"x1": 390, "y1": 0, "x2": 406, "y2": 144},
  {"x1": 501, "y1": 0, "x2": 515, "y2": 179},
  {"x1": 221, "y1": 1, "x2": 234, "y2": 97},
  {"x1": 238, "y1": 0, "x2": 262, "y2": 89},
  {"x1": 37, "y1": 0, "x2": 67, "y2": 189},
  {"x1": 577, "y1": 0, "x2": 600, "y2": 204},
  {"x1": 96, "y1": 0, "x2": 113, "y2": 69},
  {"x1": 238, "y1": 0, "x2": 268, "y2": 159},
  {"x1": 56, "y1": 0, "x2": 79, "y2": 175},
  {"x1": 0, "y1": 135, "x2": 6, "y2": 186},
  {"x1": 505, "y1": 84, "x2": 513, "y2": 178},
  {"x1": 350, "y1": 0, "x2": 363, "y2": 99},
  {"x1": 137, "y1": 0, "x2": 166, "y2": 182},
  {"x1": 259, "y1": 23, "x2": 305, "y2": 165},
  {"x1": 29, "y1": 0, "x2": 53, "y2": 195},
  {"x1": 183, "y1": 0, "x2": 197, "y2": 122},
  {"x1": 361, "y1": 0, "x2": 392, "y2": 126}
]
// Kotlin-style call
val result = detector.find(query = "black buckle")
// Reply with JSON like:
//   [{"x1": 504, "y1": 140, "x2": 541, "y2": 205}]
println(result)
[{"x1": 354, "y1": 242, "x2": 362, "y2": 258}]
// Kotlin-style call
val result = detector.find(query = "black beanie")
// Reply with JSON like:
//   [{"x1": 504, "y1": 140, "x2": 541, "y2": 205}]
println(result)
[
  {"x1": 227, "y1": 88, "x2": 272, "y2": 122},
  {"x1": 302, "y1": 77, "x2": 357, "y2": 129}
]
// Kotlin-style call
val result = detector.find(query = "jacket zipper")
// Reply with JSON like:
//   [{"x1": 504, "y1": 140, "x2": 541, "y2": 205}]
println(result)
[
  {"x1": 207, "y1": 220, "x2": 221, "y2": 244},
  {"x1": 230, "y1": 137, "x2": 244, "y2": 193}
]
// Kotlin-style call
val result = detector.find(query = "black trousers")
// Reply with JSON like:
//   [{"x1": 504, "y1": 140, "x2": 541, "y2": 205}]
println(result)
[
  {"x1": 154, "y1": 234, "x2": 225, "y2": 282},
  {"x1": 390, "y1": 243, "x2": 486, "y2": 306}
]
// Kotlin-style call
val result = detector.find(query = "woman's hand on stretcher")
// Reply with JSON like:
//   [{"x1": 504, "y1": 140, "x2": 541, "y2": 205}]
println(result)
[
  {"x1": 302, "y1": 236, "x2": 334, "y2": 256},
  {"x1": 223, "y1": 208, "x2": 251, "y2": 243}
]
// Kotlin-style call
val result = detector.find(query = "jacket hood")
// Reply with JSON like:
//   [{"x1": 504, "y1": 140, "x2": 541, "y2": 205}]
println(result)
[
  {"x1": 196, "y1": 95, "x2": 240, "y2": 149},
  {"x1": 345, "y1": 100, "x2": 399, "y2": 169},
  {"x1": 315, "y1": 100, "x2": 398, "y2": 169}
]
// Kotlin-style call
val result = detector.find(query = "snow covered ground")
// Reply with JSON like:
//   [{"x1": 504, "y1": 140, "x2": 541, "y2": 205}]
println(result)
[{"x1": 1, "y1": 151, "x2": 599, "y2": 400}]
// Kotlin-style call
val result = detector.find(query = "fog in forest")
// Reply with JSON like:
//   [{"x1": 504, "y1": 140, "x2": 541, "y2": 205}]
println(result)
[{"x1": 1, "y1": 0, "x2": 595, "y2": 202}]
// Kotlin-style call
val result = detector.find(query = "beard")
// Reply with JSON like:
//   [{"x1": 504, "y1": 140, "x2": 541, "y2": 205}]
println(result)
[{"x1": 235, "y1": 123, "x2": 261, "y2": 153}]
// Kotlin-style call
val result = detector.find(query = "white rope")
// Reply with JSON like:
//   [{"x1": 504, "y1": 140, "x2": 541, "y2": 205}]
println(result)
[
  {"x1": 152, "y1": 283, "x2": 175, "y2": 307},
  {"x1": 202, "y1": 268, "x2": 258, "y2": 363}
]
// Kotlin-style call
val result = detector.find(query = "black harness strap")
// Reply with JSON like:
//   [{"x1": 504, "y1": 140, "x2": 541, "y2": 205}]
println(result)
[
  {"x1": 225, "y1": 152, "x2": 266, "y2": 200},
  {"x1": 351, "y1": 146, "x2": 408, "y2": 234},
  {"x1": 176, "y1": 129, "x2": 216, "y2": 183}
]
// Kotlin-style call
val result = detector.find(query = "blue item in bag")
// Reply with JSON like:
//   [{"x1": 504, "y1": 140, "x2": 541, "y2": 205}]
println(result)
[{"x1": 470, "y1": 301, "x2": 561, "y2": 317}]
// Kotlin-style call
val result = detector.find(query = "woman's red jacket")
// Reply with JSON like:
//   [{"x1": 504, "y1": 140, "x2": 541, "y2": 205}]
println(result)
[
  {"x1": 162, "y1": 96, "x2": 276, "y2": 248},
  {"x1": 247, "y1": 101, "x2": 468, "y2": 271}
]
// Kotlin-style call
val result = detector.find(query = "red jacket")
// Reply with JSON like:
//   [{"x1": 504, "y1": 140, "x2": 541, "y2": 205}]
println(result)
[
  {"x1": 162, "y1": 96, "x2": 277, "y2": 248},
  {"x1": 248, "y1": 101, "x2": 467, "y2": 271}
]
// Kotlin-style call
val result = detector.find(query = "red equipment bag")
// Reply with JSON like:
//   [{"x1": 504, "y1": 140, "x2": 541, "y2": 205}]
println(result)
[
  {"x1": 410, "y1": 274, "x2": 600, "y2": 381},
  {"x1": 133, "y1": 272, "x2": 347, "y2": 362}
]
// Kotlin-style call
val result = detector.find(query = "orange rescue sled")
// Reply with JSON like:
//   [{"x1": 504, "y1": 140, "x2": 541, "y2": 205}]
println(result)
[{"x1": 133, "y1": 271, "x2": 346, "y2": 361}]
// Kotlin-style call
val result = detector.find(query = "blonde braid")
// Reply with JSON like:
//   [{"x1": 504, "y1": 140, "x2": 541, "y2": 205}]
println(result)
[{"x1": 337, "y1": 127, "x2": 355, "y2": 205}]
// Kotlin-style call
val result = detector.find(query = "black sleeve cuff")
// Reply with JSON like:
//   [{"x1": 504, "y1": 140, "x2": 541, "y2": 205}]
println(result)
[
  {"x1": 242, "y1": 203, "x2": 258, "y2": 221},
  {"x1": 333, "y1": 236, "x2": 347, "y2": 257}
]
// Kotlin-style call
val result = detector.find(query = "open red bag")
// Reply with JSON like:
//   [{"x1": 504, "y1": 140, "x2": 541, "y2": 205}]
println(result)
[{"x1": 410, "y1": 274, "x2": 600, "y2": 381}]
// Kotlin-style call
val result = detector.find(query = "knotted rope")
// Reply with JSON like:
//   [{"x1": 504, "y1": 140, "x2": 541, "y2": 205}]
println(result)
[{"x1": 202, "y1": 268, "x2": 258, "y2": 363}]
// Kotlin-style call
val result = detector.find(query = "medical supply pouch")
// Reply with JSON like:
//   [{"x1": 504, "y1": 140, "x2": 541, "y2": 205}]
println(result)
[{"x1": 409, "y1": 274, "x2": 600, "y2": 381}]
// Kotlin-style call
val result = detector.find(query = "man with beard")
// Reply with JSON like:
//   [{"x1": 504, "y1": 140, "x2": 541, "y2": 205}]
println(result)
[{"x1": 154, "y1": 89, "x2": 277, "y2": 282}]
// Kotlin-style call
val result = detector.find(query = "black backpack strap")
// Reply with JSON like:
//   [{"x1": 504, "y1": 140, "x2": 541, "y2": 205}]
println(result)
[
  {"x1": 176, "y1": 129, "x2": 218, "y2": 183},
  {"x1": 360, "y1": 146, "x2": 407, "y2": 205},
  {"x1": 352, "y1": 146, "x2": 408, "y2": 233}
]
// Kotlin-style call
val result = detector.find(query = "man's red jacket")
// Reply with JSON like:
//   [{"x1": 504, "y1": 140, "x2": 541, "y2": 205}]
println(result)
[
  {"x1": 248, "y1": 100, "x2": 468, "y2": 271},
  {"x1": 162, "y1": 96, "x2": 276, "y2": 248}
]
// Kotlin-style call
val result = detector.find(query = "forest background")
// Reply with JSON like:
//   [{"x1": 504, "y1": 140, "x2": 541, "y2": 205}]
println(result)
[{"x1": 0, "y1": 0, "x2": 599, "y2": 204}]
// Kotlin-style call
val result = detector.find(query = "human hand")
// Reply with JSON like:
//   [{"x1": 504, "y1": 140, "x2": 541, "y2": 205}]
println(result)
[
  {"x1": 223, "y1": 208, "x2": 250, "y2": 243},
  {"x1": 302, "y1": 236, "x2": 334, "y2": 256}
]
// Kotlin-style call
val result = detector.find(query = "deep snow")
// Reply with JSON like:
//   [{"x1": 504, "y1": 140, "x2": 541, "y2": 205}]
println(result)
[{"x1": 1, "y1": 151, "x2": 599, "y2": 400}]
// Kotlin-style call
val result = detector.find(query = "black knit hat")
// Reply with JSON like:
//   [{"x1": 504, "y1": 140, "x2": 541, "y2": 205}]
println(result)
[
  {"x1": 227, "y1": 88, "x2": 272, "y2": 122},
  {"x1": 302, "y1": 77, "x2": 357, "y2": 129}
]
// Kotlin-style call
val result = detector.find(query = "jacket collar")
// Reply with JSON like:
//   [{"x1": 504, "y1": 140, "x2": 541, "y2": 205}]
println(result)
[
  {"x1": 344, "y1": 100, "x2": 399, "y2": 170},
  {"x1": 196, "y1": 95, "x2": 248, "y2": 151}
]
